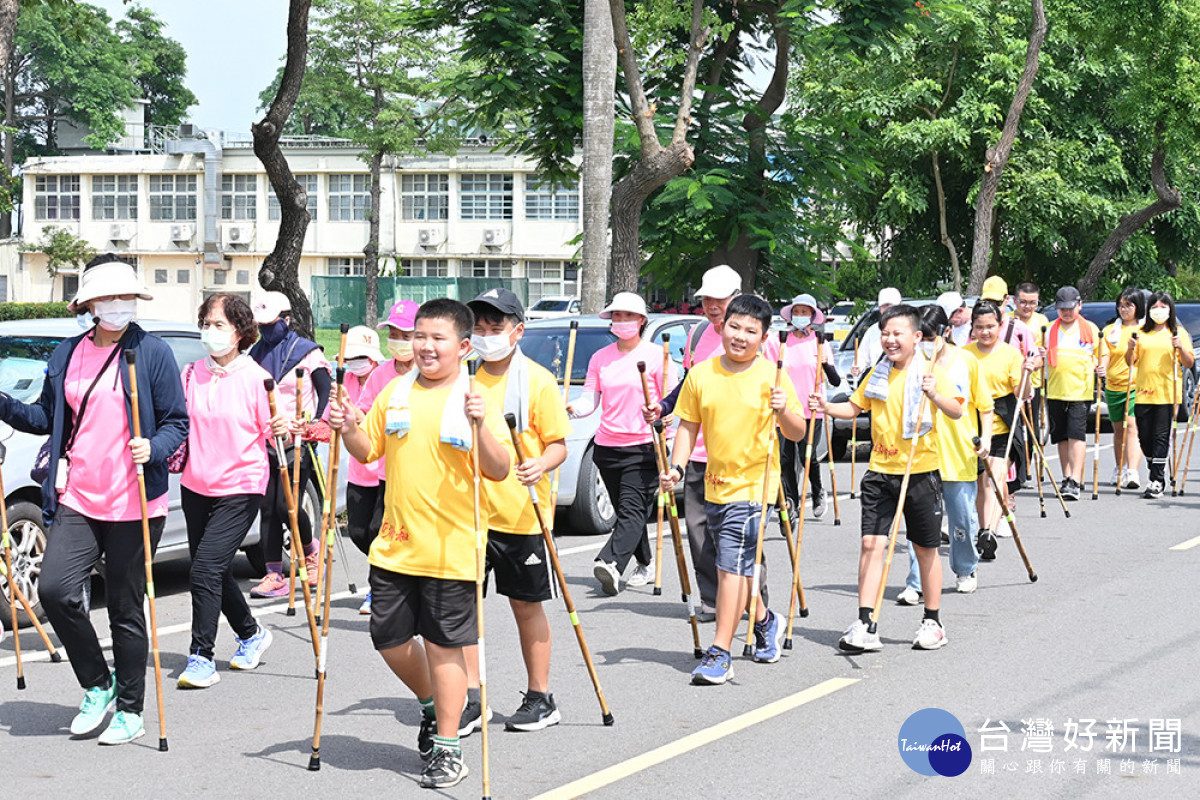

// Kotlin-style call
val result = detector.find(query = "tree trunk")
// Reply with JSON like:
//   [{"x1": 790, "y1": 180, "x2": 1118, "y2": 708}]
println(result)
[
  {"x1": 363, "y1": 148, "x2": 382, "y2": 328},
  {"x1": 967, "y1": 0, "x2": 1046, "y2": 295},
  {"x1": 580, "y1": 0, "x2": 615, "y2": 312},
  {"x1": 932, "y1": 149, "x2": 960, "y2": 289},
  {"x1": 1078, "y1": 147, "x2": 1181, "y2": 299},
  {"x1": 0, "y1": 0, "x2": 17, "y2": 237},
  {"x1": 609, "y1": 141, "x2": 694, "y2": 292},
  {"x1": 253, "y1": 0, "x2": 314, "y2": 338}
]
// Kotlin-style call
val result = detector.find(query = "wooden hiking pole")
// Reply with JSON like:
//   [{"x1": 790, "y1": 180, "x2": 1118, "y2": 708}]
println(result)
[
  {"x1": 314, "y1": 325, "x2": 350, "y2": 598},
  {"x1": 1040, "y1": 325, "x2": 1049, "y2": 445},
  {"x1": 505, "y1": 413, "x2": 614, "y2": 725},
  {"x1": 306, "y1": 440, "x2": 357, "y2": 594},
  {"x1": 308, "y1": 366, "x2": 345, "y2": 772},
  {"x1": 975, "y1": 437, "x2": 1038, "y2": 582},
  {"x1": 1170, "y1": 347, "x2": 1182, "y2": 494},
  {"x1": 784, "y1": 334, "x2": 822, "y2": 650},
  {"x1": 651, "y1": 419, "x2": 704, "y2": 659},
  {"x1": 1092, "y1": 373, "x2": 1102, "y2": 500},
  {"x1": 466, "y1": 360, "x2": 492, "y2": 800},
  {"x1": 287, "y1": 367, "x2": 305, "y2": 616},
  {"x1": 819, "y1": 335, "x2": 841, "y2": 526},
  {"x1": 1175, "y1": 385, "x2": 1200, "y2": 495},
  {"x1": 1020, "y1": 401, "x2": 1072, "y2": 518},
  {"x1": 869, "y1": 345, "x2": 937, "y2": 636},
  {"x1": 777, "y1": 484, "x2": 808, "y2": 651},
  {"x1": 124, "y1": 351, "x2": 167, "y2": 752},
  {"x1": 742, "y1": 330, "x2": 788, "y2": 657},
  {"x1": 265, "y1": 379, "x2": 321, "y2": 663},
  {"x1": 850, "y1": 336, "x2": 859, "y2": 498},
  {"x1": 652, "y1": 334, "x2": 670, "y2": 596},
  {"x1": 548, "y1": 320, "x2": 578, "y2": 523}
]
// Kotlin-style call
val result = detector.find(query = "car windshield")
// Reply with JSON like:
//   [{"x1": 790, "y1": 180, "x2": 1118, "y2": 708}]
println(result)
[
  {"x1": 531, "y1": 299, "x2": 570, "y2": 312},
  {"x1": 521, "y1": 327, "x2": 615, "y2": 384},
  {"x1": 0, "y1": 336, "x2": 61, "y2": 402}
]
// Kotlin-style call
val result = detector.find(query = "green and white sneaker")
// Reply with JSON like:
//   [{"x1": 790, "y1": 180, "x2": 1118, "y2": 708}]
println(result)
[
  {"x1": 69, "y1": 676, "x2": 116, "y2": 736},
  {"x1": 98, "y1": 711, "x2": 145, "y2": 745}
]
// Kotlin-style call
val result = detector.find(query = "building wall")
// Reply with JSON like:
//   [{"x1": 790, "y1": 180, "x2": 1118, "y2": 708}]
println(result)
[{"x1": 18, "y1": 140, "x2": 583, "y2": 322}]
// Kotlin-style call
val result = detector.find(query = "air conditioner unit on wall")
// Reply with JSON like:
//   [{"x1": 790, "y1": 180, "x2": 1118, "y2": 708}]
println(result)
[
  {"x1": 170, "y1": 223, "x2": 195, "y2": 242},
  {"x1": 108, "y1": 223, "x2": 133, "y2": 242},
  {"x1": 417, "y1": 228, "x2": 442, "y2": 248},
  {"x1": 482, "y1": 228, "x2": 507, "y2": 247},
  {"x1": 224, "y1": 225, "x2": 253, "y2": 246}
]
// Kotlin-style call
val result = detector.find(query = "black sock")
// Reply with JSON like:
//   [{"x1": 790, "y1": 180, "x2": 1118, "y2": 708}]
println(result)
[
  {"x1": 923, "y1": 608, "x2": 940, "y2": 623},
  {"x1": 858, "y1": 606, "x2": 872, "y2": 624}
]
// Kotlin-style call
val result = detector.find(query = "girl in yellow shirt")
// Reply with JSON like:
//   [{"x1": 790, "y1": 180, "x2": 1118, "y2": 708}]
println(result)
[
  {"x1": 1126, "y1": 291, "x2": 1195, "y2": 498},
  {"x1": 1103, "y1": 288, "x2": 1144, "y2": 489}
]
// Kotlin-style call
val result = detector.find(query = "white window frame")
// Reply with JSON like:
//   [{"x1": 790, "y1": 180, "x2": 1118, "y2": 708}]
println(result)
[
  {"x1": 91, "y1": 175, "x2": 138, "y2": 220},
  {"x1": 461, "y1": 258, "x2": 513, "y2": 279},
  {"x1": 525, "y1": 260, "x2": 579, "y2": 304},
  {"x1": 221, "y1": 174, "x2": 257, "y2": 221},
  {"x1": 34, "y1": 175, "x2": 81, "y2": 221},
  {"x1": 401, "y1": 173, "x2": 449, "y2": 221},
  {"x1": 328, "y1": 174, "x2": 370, "y2": 221},
  {"x1": 268, "y1": 173, "x2": 317, "y2": 220},
  {"x1": 524, "y1": 178, "x2": 579, "y2": 221},
  {"x1": 149, "y1": 174, "x2": 198, "y2": 221},
  {"x1": 399, "y1": 257, "x2": 448, "y2": 277},
  {"x1": 327, "y1": 256, "x2": 365, "y2": 276},
  {"x1": 459, "y1": 173, "x2": 513, "y2": 221}
]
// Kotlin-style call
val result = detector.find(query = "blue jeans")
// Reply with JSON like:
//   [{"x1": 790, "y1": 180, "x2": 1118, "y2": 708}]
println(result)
[{"x1": 906, "y1": 479, "x2": 979, "y2": 591}]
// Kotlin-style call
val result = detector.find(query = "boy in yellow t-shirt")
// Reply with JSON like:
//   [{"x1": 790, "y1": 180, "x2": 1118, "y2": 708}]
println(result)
[
  {"x1": 1014, "y1": 281, "x2": 1051, "y2": 445},
  {"x1": 659, "y1": 295, "x2": 807, "y2": 685},
  {"x1": 331, "y1": 298, "x2": 510, "y2": 790},
  {"x1": 814, "y1": 305, "x2": 964, "y2": 653},
  {"x1": 461, "y1": 289, "x2": 570, "y2": 734}
]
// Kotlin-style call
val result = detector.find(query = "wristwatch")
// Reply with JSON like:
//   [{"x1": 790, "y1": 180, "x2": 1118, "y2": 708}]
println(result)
[{"x1": 672, "y1": 464, "x2": 685, "y2": 481}]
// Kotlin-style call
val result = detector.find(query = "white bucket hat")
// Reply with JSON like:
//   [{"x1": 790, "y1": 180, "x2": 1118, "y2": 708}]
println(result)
[
  {"x1": 599, "y1": 292, "x2": 648, "y2": 319},
  {"x1": 694, "y1": 265, "x2": 741, "y2": 300},
  {"x1": 253, "y1": 291, "x2": 292, "y2": 325},
  {"x1": 780, "y1": 293, "x2": 826, "y2": 325},
  {"x1": 344, "y1": 325, "x2": 385, "y2": 362},
  {"x1": 68, "y1": 259, "x2": 152, "y2": 312},
  {"x1": 877, "y1": 287, "x2": 902, "y2": 307}
]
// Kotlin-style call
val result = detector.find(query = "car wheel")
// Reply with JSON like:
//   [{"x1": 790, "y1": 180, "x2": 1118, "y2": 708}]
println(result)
[
  {"x1": 567, "y1": 446, "x2": 616, "y2": 536},
  {"x1": 242, "y1": 479, "x2": 323, "y2": 576},
  {"x1": 0, "y1": 500, "x2": 48, "y2": 627}
]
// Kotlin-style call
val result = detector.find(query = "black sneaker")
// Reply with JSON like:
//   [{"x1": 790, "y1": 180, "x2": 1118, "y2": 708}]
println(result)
[
  {"x1": 417, "y1": 713, "x2": 436, "y2": 762},
  {"x1": 505, "y1": 691, "x2": 561, "y2": 732},
  {"x1": 976, "y1": 529, "x2": 997, "y2": 561},
  {"x1": 419, "y1": 747, "x2": 468, "y2": 789},
  {"x1": 812, "y1": 491, "x2": 827, "y2": 519},
  {"x1": 1143, "y1": 480, "x2": 1164, "y2": 499},
  {"x1": 1062, "y1": 479, "x2": 1080, "y2": 501},
  {"x1": 458, "y1": 697, "x2": 492, "y2": 737}
]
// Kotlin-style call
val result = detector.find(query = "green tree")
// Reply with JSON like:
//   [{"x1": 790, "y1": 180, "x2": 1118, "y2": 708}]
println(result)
[
  {"x1": 116, "y1": 4, "x2": 197, "y2": 127},
  {"x1": 20, "y1": 224, "x2": 96, "y2": 299}
]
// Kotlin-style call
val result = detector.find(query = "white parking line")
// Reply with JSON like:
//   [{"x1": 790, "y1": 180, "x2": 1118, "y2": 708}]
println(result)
[{"x1": 1169, "y1": 535, "x2": 1200, "y2": 551}]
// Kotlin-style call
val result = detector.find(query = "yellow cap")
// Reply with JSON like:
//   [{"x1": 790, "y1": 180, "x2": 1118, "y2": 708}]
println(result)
[{"x1": 981, "y1": 276, "x2": 1008, "y2": 302}]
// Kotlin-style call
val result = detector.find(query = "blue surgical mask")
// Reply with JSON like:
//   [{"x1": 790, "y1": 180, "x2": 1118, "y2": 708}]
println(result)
[
  {"x1": 76, "y1": 311, "x2": 94, "y2": 330},
  {"x1": 791, "y1": 315, "x2": 812, "y2": 330},
  {"x1": 259, "y1": 319, "x2": 289, "y2": 346}
]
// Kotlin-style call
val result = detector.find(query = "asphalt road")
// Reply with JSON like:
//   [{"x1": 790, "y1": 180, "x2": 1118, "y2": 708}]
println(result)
[{"x1": 2, "y1": 441, "x2": 1198, "y2": 798}]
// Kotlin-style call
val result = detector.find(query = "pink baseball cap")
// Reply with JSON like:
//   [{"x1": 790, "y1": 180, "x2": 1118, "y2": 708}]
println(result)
[{"x1": 378, "y1": 299, "x2": 419, "y2": 332}]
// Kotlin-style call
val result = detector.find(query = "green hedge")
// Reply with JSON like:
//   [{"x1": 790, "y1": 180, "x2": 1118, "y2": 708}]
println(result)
[{"x1": 0, "y1": 302, "x2": 73, "y2": 321}]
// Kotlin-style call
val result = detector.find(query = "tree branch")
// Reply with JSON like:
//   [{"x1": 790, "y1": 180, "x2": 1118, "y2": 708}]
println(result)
[
  {"x1": 671, "y1": 0, "x2": 710, "y2": 144},
  {"x1": 609, "y1": 0, "x2": 659, "y2": 156}
]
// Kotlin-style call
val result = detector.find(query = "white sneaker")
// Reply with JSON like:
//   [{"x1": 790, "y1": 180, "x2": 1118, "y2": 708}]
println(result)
[
  {"x1": 994, "y1": 523, "x2": 1012, "y2": 538},
  {"x1": 1122, "y1": 469, "x2": 1140, "y2": 490},
  {"x1": 593, "y1": 561, "x2": 620, "y2": 596},
  {"x1": 913, "y1": 618, "x2": 948, "y2": 650},
  {"x1": 626, "y1": 560, "x2": 654, "y2": 587},
  {"x1": 896, "y1": 587, "x2": 922, "y2": 606},
  {"x1": 956, "y1": 573, "x2": 978, "y2": 594},
  {"x1": 1108, "y1": 466, "x2": 1121, "y2": 486},
  {"x1": 838, "y1": 619, "x2": 882, "y2": 652}
]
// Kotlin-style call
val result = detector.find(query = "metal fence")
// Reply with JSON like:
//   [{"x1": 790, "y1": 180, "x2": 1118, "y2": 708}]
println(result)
[{"x1": 309, "y1": 276, "x2": 529, "y2": 328}]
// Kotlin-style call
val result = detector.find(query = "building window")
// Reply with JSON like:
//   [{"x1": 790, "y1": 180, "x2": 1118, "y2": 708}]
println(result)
[
  {"x1": 237, "y1": 270, "x2": 250, "y2": 285},
  {"x1": 91, "y1": 175, "x2": 138, "y2": 220},
  {"x1": 401, "y1": 174, "x2": 449, "y2": 221},
  {"x1": 154, "y1": 269, "x2": 168, "y2": 284},
  {"x1": 459, "y1": 174, "x2": 512, "y2": 221},
  {"x1": 212, "y1": 269, "x2": 227, "y2": 286},
  {"x1": 328, "y1": 174, "x2": 370, "y2": 221},
  {"x1": 328, "y1": 256, "x2": 365, "y2": 276},
  {"x1": 34, "y1": 175, "x2": 81, "y2": 221},
  {"x1": 0, "y1": 275, "x2": 7, "y2": 302},
  {"x1": 149, "y1": 174, "x2": 198, "y2": 221},
  {"x1": 525, "y1": 260, "x2": 580, "y2": 304},
  {"x1": 461, "y1": 259, "x2": 512, "y2": 279},
  {"x1": 221, "y1": 174, "x2": 257, "y2": 221},
  {"x1": 268, "y1": 173, "x2": 317, "y2": 220},
  {"x1": 399, "y1": 258, "x2": 448, "y2": 277},
  {"x1": 525, "y1": 178, "x2": 579, "y2": 221},
  {"x1": 177, "y1": 269, "x2": 190, "y2": 284}
]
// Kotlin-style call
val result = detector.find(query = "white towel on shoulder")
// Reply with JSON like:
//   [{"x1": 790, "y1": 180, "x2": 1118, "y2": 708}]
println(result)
[
  {"x1": 863, "y1": 350, "x2": 933, "y2": 440},
  {"x1": 384, "y1": 362, "x2": 473, "y2": 452}
]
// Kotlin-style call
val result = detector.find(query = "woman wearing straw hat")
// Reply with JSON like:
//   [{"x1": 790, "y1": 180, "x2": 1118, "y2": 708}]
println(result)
[
  {"x1": 568, "y1": 292, "x2": 676, "y2": 595},
  {"x1": 0, "y1": 254, "x2": 188, "y2": 744}
]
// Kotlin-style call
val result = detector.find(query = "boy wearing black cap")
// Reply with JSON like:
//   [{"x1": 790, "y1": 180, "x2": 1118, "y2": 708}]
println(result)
[{"x1": 463, "y1": 288, "x2": 571, "y2": 733}]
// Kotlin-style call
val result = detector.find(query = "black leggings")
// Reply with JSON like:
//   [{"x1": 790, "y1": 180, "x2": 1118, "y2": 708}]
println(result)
[
  {"x1": 593, "y1": 443, "x2": 656, "y2": 572},
  {"x1": 260, "y1": 443, "x2": 313, "y2": 567},
  {"x1": 39, "y1": 506, "x2": 164, "y2": 714},
  {"x1": 1135, "y1": 403, "x2": 1173, "y2": 484},
  {"x1": 346, "y1": 481, "x2": 386, "y2": 555},
  {"x1": 780, "y1": 423, "x2": 823, "y2": 516}
]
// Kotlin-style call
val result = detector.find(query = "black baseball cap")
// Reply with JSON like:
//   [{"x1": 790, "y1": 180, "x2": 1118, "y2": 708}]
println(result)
[
  {"x1": 1054, "y1": 286, "x2": 1081, "y2": 309},
  {"x1": 468, "y1": 287, "x2": 525, "y2": 321}
]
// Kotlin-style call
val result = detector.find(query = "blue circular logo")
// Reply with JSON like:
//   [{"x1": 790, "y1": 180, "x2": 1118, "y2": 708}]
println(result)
[{"x1": 898, "y1": 708, "x2": 972, "y2": 777}]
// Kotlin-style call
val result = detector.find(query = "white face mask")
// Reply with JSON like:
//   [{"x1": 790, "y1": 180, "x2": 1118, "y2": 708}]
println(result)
[
  {"x1": 345, "y1": 357, "x2": 373, "y2": 376},
  {"x1": 91, "y1": 298, "x2": 137, "y2": 332},
  {"x1": 471, "y1": 332, "x2": 514, "y2": 362},
  {"x1": 200, "y1": 328, "x2": 236, "y2": 357},
  {"x1": 1150, "y1": 307, "x2": 1170, "y2": 324},
  {"x1": 387, "y1": 339, "x2": 414, "y2": 361},
  {"x1": 791, "y1": 315, "x2": 812, "y2": 330},
  {"x1": 76, "y1": 311, "x2": 94, "y2": 331},
  {"x1": 920, "y1": 341, "x2": 936, "y2": 359}
]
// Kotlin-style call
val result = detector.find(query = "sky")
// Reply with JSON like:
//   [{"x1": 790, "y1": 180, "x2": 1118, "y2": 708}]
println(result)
[{"x1": 92, "y1": 0, "x2": 289, "y2": 137}]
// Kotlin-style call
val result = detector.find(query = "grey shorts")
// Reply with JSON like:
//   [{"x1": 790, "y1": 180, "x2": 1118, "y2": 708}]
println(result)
[{"x1": 705, "y1": 500, "x2": 774, "y2": 577}]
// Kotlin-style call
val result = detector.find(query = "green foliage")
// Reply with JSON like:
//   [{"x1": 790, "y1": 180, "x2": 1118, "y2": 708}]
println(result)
[
  {"x1": 116, "y1": 5, "x2": 198, "y2": 127},
  {"x1": 20, "y1": 226, "x2": 97, "y2": 277},
  {"x1": 0, "y1": 301, "x2": 72, "y2": 321}
]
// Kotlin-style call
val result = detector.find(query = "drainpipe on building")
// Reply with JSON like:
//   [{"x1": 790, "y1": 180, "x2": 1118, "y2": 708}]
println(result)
[{"x1": 165, "y1": 130, "x2": 223, "y2": 269}]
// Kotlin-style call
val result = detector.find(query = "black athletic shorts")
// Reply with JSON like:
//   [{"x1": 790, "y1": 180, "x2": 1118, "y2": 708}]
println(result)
[
  {"x1": 859, "y1": 470, "x2": 944, "y2": 549},
  {"x1": 368, "y1": 565, "x2": 476, "y2": 649},
  {"x1": 1047, "y1": 398, "x2": 1089, "y2": 444},
  {"x1": 485, "y1": 530, "x2": 556, "y2": 603}
]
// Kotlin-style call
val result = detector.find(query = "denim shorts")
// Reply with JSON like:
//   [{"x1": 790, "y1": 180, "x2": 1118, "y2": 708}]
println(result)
[{"x1": 705, "y1": 500, "x2": 774, "y2": 577}]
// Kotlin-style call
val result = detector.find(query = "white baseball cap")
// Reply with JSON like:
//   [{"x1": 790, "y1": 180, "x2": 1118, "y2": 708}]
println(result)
[
  {"x1": 694, "y1": 265, "x2": 741, "y2": 300},
  {"x1": 343, "y1": 325, "x2": 385, "y2": 362},
  {"x1": 877, "y1": 287, "x2": 902, "y2": 307},
  {"x1": 253, "y1": 291, "x2": 291, "y2": 325},
  {"x1": 599, "y1": 292, "x2": 648, "y2": 319},
  {"x1": 936, "y1": 291, "x2": 965, "y2": 318}
]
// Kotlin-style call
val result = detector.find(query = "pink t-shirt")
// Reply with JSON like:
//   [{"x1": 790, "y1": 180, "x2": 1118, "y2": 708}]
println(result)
[
  {"x1": 275, "y1": 348, "x2": 329, "y2": 421},
  {"x1": 584, "y1": 340, "x2": 677, "y2": 447},
  {"x1": 340, "y1": 372, "x2": 377, "y2": 486},
  {"x1": 783, "y1": 332, "x2": 825, "y2": 420},
  {"x1": 352, "y1": 359, "x2": 410, "y2": 486},
  {"x1": 180, "y1": 358, "x2": 272, "y2": 497},
  {"x1": 60, "y1": 337, "x2": 168, "y2": 521}
]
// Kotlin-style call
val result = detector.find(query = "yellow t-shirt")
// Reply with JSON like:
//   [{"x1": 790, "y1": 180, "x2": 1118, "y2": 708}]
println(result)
[
  {"x1": 362, "y1": 377, "x2": 508, "y2": 581},
  {"x1": 1022, "y1": 311, "x2": 1051, "y2": 389},
  {"x1": 1102, "y1": 321, "x2": 1140, "y2": 392},
  {"x1": 675, "y1": 356, "x2": 802, "y2": 504},
  {"x1": 963, "y1": 341, "x2": 1024, "y2": 436},
  {"x1": 1046, "y1": 320, "x2": 1105, "y2": 401},
  {"x1": 936, "y1": 349, "x2": 994, "y2": 483},
  {"x1": 1133, "y1": 326, "x2": 1193, "y2": 405},
  {"x1": 475, "y1": 360, "x2": 572, "y2": 535},
  {"x1": 850, "y1": 361, "x2": 948, "y2": 476}
]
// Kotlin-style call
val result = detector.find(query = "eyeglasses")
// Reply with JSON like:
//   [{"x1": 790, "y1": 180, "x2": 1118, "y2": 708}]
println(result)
[{"x1": 1016, "y1": 299, "x2": 1039, "y2": 306}]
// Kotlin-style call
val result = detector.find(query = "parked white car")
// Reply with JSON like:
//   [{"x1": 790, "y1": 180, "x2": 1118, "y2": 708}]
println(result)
[{"x1": 525, "y1": 296, "x2": 581, "y2": 320}]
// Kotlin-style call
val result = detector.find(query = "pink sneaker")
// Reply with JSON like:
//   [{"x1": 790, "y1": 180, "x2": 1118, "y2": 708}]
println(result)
[
  {"x1": 305, "y1": 549, "x2": 321, "y2": 587},
  {"x1": 250, "y1": 572, "x2": 289, "y2": 598}
]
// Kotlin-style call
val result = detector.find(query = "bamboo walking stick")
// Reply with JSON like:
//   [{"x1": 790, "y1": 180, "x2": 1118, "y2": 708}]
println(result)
[
  {"x1": 466, "y1": 360, "x2": 492, "y2": 800},
  {"x1": 1175, "y1": 383, "x2": 1200, "y2": 495},
  {"x1": 548, "y1": 320, "x2": 578, "y2": 526},
  {"x1": 653, "y1": 334, "x2": 670, "y2": 596},
  {"x1": 314, "y1": 325, "x2": 350, "y2": 599},
  {"x1": 1170, "y1": 347, "x2": 1182, "y2": 494},
  {"x1": 505, "y1": 413, "x2": 614, "y2": 725},
  {"x1": 850, "y1": 336, "x2": 859, "y2": 498},
  {"x1": 1092, "y1": 373, "x2": 1102, "y2": 500},
  {"x1": 124, "y1": 351, "x2": 167, "y2": 751},
  {"x1": 1019, "y1": 401, "x2": 1072, "y2": 518},
  {"x1": 651, "y1": 420, "x2": 704, "y2": 659},
  {"x1": 777, "y1": 484, "x2": 808, "y2": 651},
  {"x1": 819, "y1": 335, "x2": 841, "y2": 526},
  {"x1": 287, "y1": 368, "x2": 305, "y2": 616},
  {"x1": 783, "y1": 339, "x2": 820, "y2": 649},
  {"x1": 974, "y1": 436, "x2": 1038, "y2": 582},
  {"x1": 1, "y1": 446, "x2": 23, "y2": 688},
  {"x1": 1040, "y1": 325, "x2": 1049, "y2": 445}
]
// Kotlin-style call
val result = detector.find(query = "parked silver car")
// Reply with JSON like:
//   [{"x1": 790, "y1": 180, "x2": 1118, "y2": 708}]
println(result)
[{"x1": 520, "y1": 315, "x2": 701, "y2": 535}]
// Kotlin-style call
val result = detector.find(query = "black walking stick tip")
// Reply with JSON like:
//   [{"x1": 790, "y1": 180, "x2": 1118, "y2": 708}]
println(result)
[
  {"x1": 50, "y1": 651, "x2": 62, "y2": 663},
  {"x1": 286, "y1": 608, "x2": 296, "y2": 616},
  {"x1": 636, "y1": 361, "x2": 646, "y2": 373},
  {"x1": 1040, "y1": 511, "x2": 1047, "y2": 518},
  {"x1": 652, "y1": 587, "x2": 662, "y2": 595},
  {"x1": 694, "y1": 647, "x2": 704, "y2": 659},
  {"x1": 800, "y1": 608, "x2": 810, "y2": 617},
  {"x1": 741, "y1": 643, "x2": 753, "y2": 657},
  {"x1": 834, "y1": 519, "x2": 842, "y2": 526},
  {"x1": 17, "y1": 676, "x2": 25, "y2": 690},
  {"x1": 504, "y1": 413, "x2": 517, "y2": 429},
  {"x1": 603, "y1": 712, "x2": 615, "y2": 726},
  {"x1": 467, "y1": 359, "x2": 478, "y2": 377},
  {"x1": 339, "y1": 322, "x2": 350, "y2": 334},
  {"x1": 159, "y1": 738, "x2": 168, "y2": 752},
  {"x1": 308, "y1": 755, "x2": 321, "y2": 771},
  {"x1": 653, "y1": 419, "x2": 664, "y2": 434},
  {"x1": 295, "y1": 367, "x2": 305, "y2": 378},
  {"x1": 1030, "y1": 573, "x2": 1039, "y2": 583},
  {"x1": 124, "y1": 350, "x2": 136, "y2": 365},
  {"x1": 663, "y1": 333, "x2": 670, "y2": 343},
  {"x1": 779, "y1": 329, "x2": 789, "y2": 345},
  {"x1": 264, "y1": 378, "x2": 275, "y2": 391},
  {"x1": 783, "y1": 639, "x2": 793, "y2": 650},
  {"x1": 335, "y1": 366, "x2": 345, "y2": 384},
  {"x1": 570, "y1": 319, "x2": 578, "y2": 330}
]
